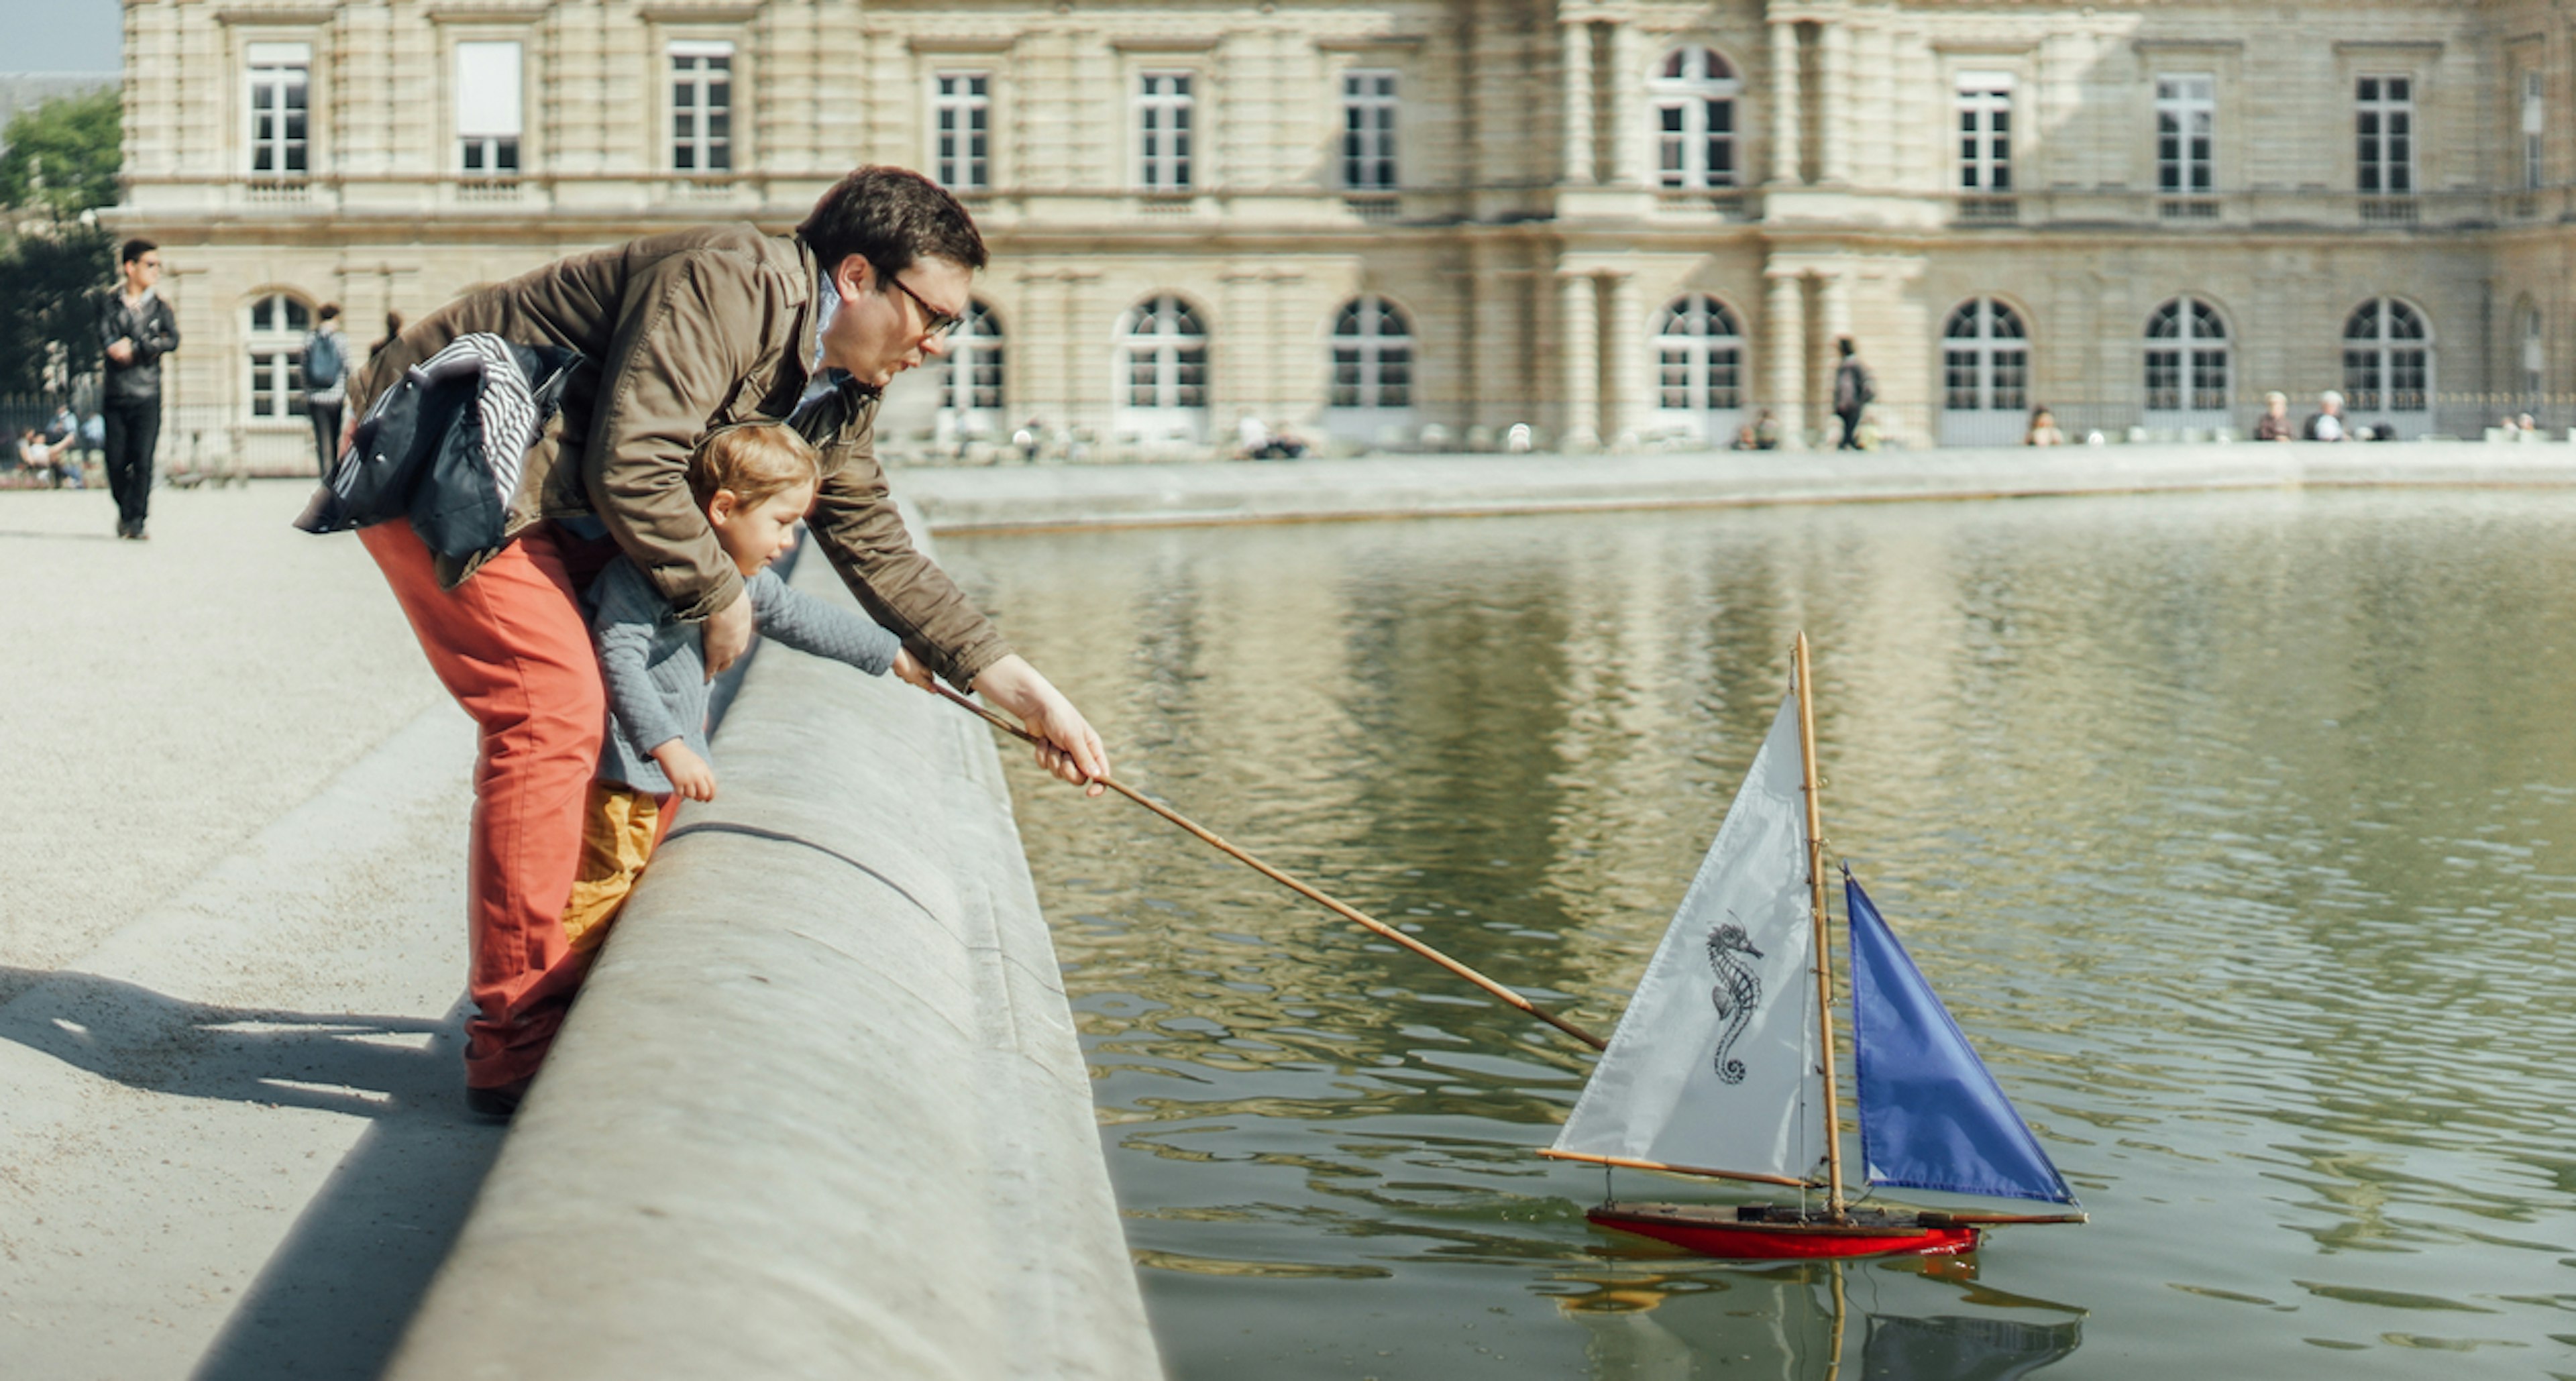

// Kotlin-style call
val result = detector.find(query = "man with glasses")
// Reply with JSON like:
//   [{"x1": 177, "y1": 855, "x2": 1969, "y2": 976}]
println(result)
[
  {"x1": 346, "y1": 166, "x2": 1108, "y2": 1117},
  {"x1": 99, "y1": 239, "x2": 178, "y2": 539}
]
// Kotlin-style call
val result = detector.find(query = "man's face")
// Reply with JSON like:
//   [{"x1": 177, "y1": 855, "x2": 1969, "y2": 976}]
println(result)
[
  {"x1": 123, "y1": 252, "x2": 162, "y2": 293},
  {"x1": 818, "y1": 254, "x2": 969, "y2": 388}
]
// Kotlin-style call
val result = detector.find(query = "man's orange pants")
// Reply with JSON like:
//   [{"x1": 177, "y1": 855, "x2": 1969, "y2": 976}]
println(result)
[{"x1": 363, "y1": 518, "x2": 616, "y2": 1090}]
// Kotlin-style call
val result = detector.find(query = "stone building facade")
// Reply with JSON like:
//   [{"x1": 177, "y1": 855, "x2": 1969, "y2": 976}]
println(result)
[{"x1": 115, "y1": 0, "x2": 2576, "y2": 466}]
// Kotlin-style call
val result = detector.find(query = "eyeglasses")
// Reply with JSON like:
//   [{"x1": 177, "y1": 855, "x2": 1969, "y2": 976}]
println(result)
[{"x1": 887, "y1": 275, "x2": 963, "y2": 341}]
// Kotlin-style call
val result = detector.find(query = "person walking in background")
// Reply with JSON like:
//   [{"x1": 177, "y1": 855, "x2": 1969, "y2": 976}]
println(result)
[
  {"x1": 99, "y1": 238, "x2": 178, "y2": 540},
  {"x1": 302, "y1": 304, "x2": 350, "y2": 478},
  {"x1": 1832, "y1": 337, "x2": 1873, "y2": 451},
  {"x1": 370, "y1": 310, "x2": 403, "y2": 363}
]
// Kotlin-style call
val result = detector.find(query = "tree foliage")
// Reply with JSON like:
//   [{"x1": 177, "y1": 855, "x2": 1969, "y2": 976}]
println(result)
[
  {"x1": 0, "y1": 89, "x2": 122, "y2": 400},
  {"x1": 0, "y1": 89, "x2": 121, "y2": 221}
]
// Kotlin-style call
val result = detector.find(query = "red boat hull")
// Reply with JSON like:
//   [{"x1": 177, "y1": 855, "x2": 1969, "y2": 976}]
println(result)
[{"x1": 1588, "y1": 1201, "x2": 1982, "y2": 1260}]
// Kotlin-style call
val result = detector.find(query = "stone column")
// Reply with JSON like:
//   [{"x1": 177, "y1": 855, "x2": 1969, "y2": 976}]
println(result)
[
  {"x1": 1765, "y1": 270, "x2": 1807, "y2": 448},
  {"x1": 1607, "y1": 21, "x2": 1644, "y2": 187},
  {"x1": 1605, "y1": 270, "x2": 1646, "y2": 447},
  {"x1": 1560, "y1": 270, "x2": 1601, "y2": 448},
  {"x1": 1819, "y1": 22, "x2": 1852, "y2": 184},
  {"x1": 1561, "y1": 21, "x2": 1595, "y2": 185},
  {"x1": 1769, "y1": 21, "x2": 1803, "y2": 186}
]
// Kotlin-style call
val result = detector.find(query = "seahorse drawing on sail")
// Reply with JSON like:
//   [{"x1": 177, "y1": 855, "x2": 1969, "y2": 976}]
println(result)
[{"x1": 1705, "y1": 919, "x2": 1765, "y2": 1084}]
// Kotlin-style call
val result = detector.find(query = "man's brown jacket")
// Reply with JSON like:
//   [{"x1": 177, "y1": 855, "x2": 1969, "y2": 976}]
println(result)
[{"x1": 350, "y1": 222, "x2": 1010, "y2": 687}]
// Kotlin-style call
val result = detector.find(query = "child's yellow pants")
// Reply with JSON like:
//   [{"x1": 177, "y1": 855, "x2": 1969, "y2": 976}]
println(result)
[{"x1": 559, "y1": 781, "x2": 672, "y2": 954}]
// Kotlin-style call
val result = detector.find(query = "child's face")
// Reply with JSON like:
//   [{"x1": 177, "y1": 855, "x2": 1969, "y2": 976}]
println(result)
[{"x1": 709, "y1": 481, "x2": 816, "y2": 577}]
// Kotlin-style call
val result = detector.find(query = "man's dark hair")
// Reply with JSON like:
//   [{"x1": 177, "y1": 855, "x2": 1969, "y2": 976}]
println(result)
[
  {"x1": 120, "y1": 238, "x2": 156, "y2": 265},
  {"x1": 319, "y1": 302, "x2": 341, "y2": 322},
  {"x1": 798, "y1": 166, "x2": 986, "y2": 291},
  {"x1": 1836, "y1": 336, "x2": 1855, "y2": 357}
]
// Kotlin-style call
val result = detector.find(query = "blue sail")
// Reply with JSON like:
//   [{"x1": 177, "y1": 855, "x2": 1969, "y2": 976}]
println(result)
[{"x1": 1847, "y1": 875, "x2": 2078, "y2": 1205}]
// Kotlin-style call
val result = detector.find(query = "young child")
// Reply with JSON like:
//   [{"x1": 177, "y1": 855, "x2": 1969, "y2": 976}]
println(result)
[{"x1": 559, "y1": 423, "x2": 928, "y2": 956}]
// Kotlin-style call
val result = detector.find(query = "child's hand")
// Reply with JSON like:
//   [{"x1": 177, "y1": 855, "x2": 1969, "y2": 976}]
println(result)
[
  {"x1": 892, "y1": 647, "x2": 933, "y2": 692},
  {"x1": 653, "y1": 742, "x2": 717, "y2": 802}
]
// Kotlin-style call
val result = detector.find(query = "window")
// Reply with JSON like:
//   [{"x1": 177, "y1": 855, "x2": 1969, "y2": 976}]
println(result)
[
  {"x1": 1957, "y1": 74, "x2": 2012, "y2": 192},
  {"x1": 246, "y1": 294, "x2": 311, "y2": 420},
  {"x1": 1137, "y1": 73, "x2": 1193, "y2": 190},
  {"x1": 2143, "y1": 297, "x2": 2229, "y2": 417},
  {"x1": 2155, "y1": 74, "x2": 2214, "y2": 195},
  {"x1": 2519, "y1": 299, "x2": 2544, "y2": 399},
  {"x1": 2525, "y1": 72, "x2": 2545, "y2": 192},
  {"x1": 1120, "y1": 295, "x2": 1208, "y2": 409},
  {"x1": 2341, "y1": 298, "x2": 2429, "y2": 416},
  {"x1": 1342, "y1": 70, "x2": 1398, "y2": 190},
  {"x1": 455, "y1": 41, "x2": 522, "y2": 176},
  {"x1": 1653, "y1": 48, "x2": 1739, "y2": 190},
  {"x1": 247, "y1": 42, "x2": 310, "y2": 176},
  {"x1": 1941, "y1": 298, "x2": 2028, "y2": 412},
  {"x1": 670, "y1": 41, "x2": 733, "y2": 173},
  {"x1": 1329, "y1": 297, "x2": 1413, "y2": 408},
  {"x1": 930, "y1": 300, "x2": 1005, "y2": 420},
  {"x1": 2355, "y1": 76, "x2": 2412, "y2": 195},
  {"x1": 1652, "y1": 294, "x2": 1743, "y2": 411},
  {"x1": 933, "y1": 72, "x2": 990, "y2": 191}
]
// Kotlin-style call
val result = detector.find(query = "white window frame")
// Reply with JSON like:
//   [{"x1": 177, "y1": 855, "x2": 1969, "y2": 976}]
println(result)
[
  {"x1": 245, "y1": 292, "x2": 313, "y2": 422},
  {"x1": 1116, "y1": 294, "x2": 1210, "y2": 441},
  {"x1": 932, "y1": 71, "x2": 991, "y2": 191},
  {"x1": 1939, "y1": 298, "x2": 2029, "y2": 447},
  {"x1": 1341, "y1": 69, "x2": 1399, "y2": 190},
  {"x1": 669, "y1": 40, "x2": 735, "y2": 174},
  {"x1": 1650, "y1": 294, "x2": 1745, "y2": 445},
  {"x1": 931, "y1": 300, "x2": 1005, "y2": 430},
  {"x1": 1652, "y1": 48, "x2": 1740, "y2": 190},
  {"x1": 2355, "y1": 74, "x2": 2413, "y2": 195},
  {"x1": 2524, "y1": 71, "x2": 2546, "y2": 192},
  {"x1": 246, "y1": 42, "x2": 311, "y2": 178},
  {"x1": 455, "y1": 40, "x2": 523, "y2": 177},
  {"x1": 2520, "y1": 300, "x2": 2545, "y2": 399},
  {"x1": 2341, "y1": 297, "x2": 2431, "y2": 424},
  {"x1": 1328, "y1": 296, "x2": 1413, "y2": 410},
  {"x1": 1136, "y1": 71, "x2": 1194, "y2": 191},
  {"x1": 2143, "y1": 296, "x2": 2231, "y2": 428},
  {"x1": 2154, "y1": 73, "x2": 2214, "y2": 195},
  {"x1": 1956, "y1": 72, "x2": 2013, "y2": 192}
]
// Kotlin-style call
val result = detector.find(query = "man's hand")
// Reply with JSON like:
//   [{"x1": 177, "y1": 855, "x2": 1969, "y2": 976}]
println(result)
[
  {"x1": 106, "y1": 338, "x2": 133, "y2": 366},
  {"x1": 891, "y1": 647, "x2": 933, "y2": 691},
  {"x1": 969, "y1": 653, "x2": 1110, "y2": 796},
  {"x1": 651, "y1": 741, "x2": 718, "y2": 802},
  {"x1": 702, "y1": 588, "x2": 753, "y2": 678}
]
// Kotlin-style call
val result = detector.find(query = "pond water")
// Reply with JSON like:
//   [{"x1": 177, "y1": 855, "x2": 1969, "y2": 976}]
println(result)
[{"x1": 942, "y1": 488, "x2": 2576, "y2": 1379}]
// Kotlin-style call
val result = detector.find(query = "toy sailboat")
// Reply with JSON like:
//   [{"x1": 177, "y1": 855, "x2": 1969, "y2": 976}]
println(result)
[{"x1": 1541, "y1": 633, "x2": 2086, "y2": 1259}]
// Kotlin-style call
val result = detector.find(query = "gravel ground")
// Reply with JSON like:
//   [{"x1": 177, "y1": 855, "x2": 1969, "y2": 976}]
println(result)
[{"x1": 0, "y1": 481, "x2": 446, "y2": 987}]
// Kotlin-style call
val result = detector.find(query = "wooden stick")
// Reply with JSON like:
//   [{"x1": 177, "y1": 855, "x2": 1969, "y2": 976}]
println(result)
[
  {"x1": 1536, "y1": 1148, "x2": 1813, "y2": 1189},
  {"x1": 927, "y1": 682, "x2": 1609, "y2": 1051},
  {"x1": 1795, "y1": 630, "x2": 1849, "y2": 1221}
]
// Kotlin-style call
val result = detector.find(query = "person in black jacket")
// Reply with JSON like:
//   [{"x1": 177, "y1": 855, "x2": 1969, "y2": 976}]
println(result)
[{"x1": 99, "y1": 239, "x2": 179, "y2": 539}]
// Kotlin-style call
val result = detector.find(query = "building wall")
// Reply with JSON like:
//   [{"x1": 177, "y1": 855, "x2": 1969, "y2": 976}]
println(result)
[{"x1": 112, "y1": 0, "x2": 2576, "y2": 469}]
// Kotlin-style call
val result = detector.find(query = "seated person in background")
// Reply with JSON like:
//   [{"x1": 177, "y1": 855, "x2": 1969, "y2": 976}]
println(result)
[
  {"x1": 2024, "y1": 406, "x2": 2065, "y2": 447},
  {"x1": 1731, "y1": 419, "x2": 1760, "y2": 451},
  {"x1": 2253, "y1": 391, "x2": 2295, "y2": 441},
  {"x1": 1851, "y1": 407, "x2": 1882, "y2": 451},
  {"x1": 564, "y1": 422, "x2": 932, "y2": 958},
  {"x1": 2304, "y1": 390, "x2": 2347, "y2": 441},
  {"x1": 1752, "y1": 408, "x2": 1781, "y2": 450}
]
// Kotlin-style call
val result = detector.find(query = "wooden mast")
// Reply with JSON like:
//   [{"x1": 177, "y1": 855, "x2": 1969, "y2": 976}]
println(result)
[{"x1": 1793, "y1": 632, "x2": 1848, "y2": 1219}]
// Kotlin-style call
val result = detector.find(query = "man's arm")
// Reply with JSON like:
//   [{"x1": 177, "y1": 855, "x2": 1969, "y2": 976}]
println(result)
[{"x1": 138, "y1": 301, "x2": 179, "y2": 361}]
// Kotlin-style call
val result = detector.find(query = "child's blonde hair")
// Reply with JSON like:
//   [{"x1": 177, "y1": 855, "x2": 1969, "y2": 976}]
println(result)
[{"x1": 690, "y1": 424, "x2": 821, "y2": 510}]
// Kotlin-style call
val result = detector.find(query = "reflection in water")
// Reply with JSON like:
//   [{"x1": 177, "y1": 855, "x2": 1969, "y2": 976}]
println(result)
[{"x1": 944, "y1": 490, "x2": 2576, "y2": 1378}]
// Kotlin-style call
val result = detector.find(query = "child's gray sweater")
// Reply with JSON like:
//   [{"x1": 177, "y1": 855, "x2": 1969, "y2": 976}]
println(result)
[{"x1": 588, "y1": 555, "x2": 900, "y2": 793}]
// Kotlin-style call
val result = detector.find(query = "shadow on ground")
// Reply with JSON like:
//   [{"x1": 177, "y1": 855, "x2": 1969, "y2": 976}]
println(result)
[{"x1": 0, "y1": 967, "x2": 504, "y2": 1380}]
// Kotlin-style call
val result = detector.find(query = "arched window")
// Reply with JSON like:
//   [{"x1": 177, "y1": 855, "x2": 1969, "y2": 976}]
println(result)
[
  {"x1": 2518, "y1": 298, "x2": 2544, "y2": 402},
  {"x1": 2341, "y1": 298, "x2": 2430, "y2": 421},
  {"x1": 2143, "y1": 296, "x2": 2229, "y2": 423},
  {"x1": 1938, "y1": 298, "x2": 2028, "y2": 445},
  {"x1": 1116, "y1": 294, "x2": 1209, "y2": 441},
  {"x1": 245, "y1": 292, "x2": 312, "y2": 421},
  {"x1": 1328, "y1": 297, "x2": 1412, "y2": 410},
  {"x1": 1652, "y1": 48, "x2": 1739, "y2": 190},
  {"x1": 930, "y1": 299, "x2": 1004, "y2": 431},
  {"x1": 1650, "y1": 294, "x2": 1745, "y2": 442}
]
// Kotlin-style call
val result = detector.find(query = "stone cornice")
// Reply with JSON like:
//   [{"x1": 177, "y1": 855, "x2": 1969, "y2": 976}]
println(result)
[
  {"x1": 906, "y1": 35, "x2": 1018, "y2": 53},
  {"x1": 421, "y1": 3, "x2": 550, "y2": 21},
  {"x1": 1107, "y1": 34, "x2": 1221, "y2": 52},
  {"x1": 213, "y1": 7, "x2": 337, "y2": 25},
  {"x1": 636, "y1": 3, "x2": 763, "y2": 23},
  {"x1": 1316, "y1": 34, "x2": 1432, "y2": 52},
  {"x1": 2332, "y1": 39, "x2": 2445, "y2": 56}
]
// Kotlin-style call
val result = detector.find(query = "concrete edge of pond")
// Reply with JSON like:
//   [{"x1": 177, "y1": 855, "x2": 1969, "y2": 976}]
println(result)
[
  {"x1": 378, "y1": 505, "x2": 1160, "y2": 1381},
  {"x1": 890, "y1": 441, "x2": 2576, "y2": 533}
]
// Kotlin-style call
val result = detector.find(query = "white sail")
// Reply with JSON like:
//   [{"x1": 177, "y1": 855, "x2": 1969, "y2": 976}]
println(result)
[{"x1": 1552, "y1": 692, "x2": 1825, "y2": 1182}]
